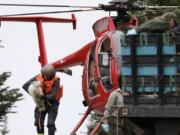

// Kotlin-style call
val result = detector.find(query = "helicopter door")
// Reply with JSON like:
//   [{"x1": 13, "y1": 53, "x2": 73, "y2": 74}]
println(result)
[
  {"x1": 88, "y1": 45, "x2": 100, "y2": 97},
  {"x1": 98, "y1": 37, "x2": 113, "y2": 91}
]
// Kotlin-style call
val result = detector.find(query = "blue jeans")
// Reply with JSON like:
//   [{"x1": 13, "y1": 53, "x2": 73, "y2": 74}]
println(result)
[{"x1": 34, "y1": 101, "x2": 59, "y2": 135}]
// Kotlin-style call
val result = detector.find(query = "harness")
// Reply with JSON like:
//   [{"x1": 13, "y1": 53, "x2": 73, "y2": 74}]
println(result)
[{"x1": 36, "y1": 74, "x2": 63, "y2": 101}]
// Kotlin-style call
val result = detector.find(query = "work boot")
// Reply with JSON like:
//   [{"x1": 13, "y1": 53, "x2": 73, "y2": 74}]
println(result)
[{"x1": 48, "y1": 126, "x2": 56, "y2": 135}]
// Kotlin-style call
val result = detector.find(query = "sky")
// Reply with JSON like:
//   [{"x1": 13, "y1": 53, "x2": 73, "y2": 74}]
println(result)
[{"x1": 0, "y1": 0, "x2": 110, "y2": 135}]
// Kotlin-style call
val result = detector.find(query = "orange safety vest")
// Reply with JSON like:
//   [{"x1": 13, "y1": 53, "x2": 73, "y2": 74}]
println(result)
[{"x1": 36, "y1": 74, "x2": 63, "y2": 101}]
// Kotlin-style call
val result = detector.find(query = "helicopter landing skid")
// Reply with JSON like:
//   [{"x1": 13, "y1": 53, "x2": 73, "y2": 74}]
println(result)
[{"x1": 70, "y1": 102, "x2": 93, "y2": 135}]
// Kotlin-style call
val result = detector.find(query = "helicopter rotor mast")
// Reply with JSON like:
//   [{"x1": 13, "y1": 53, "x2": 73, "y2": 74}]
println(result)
[{"x1": 98, "y1": 0, "x2": 180, "y2": 27}]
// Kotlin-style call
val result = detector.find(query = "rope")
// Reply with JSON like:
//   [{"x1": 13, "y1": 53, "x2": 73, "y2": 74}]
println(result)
[
  {"x1": 121, "y1": 34, "x2": 126, "y2": 47},
  {"x1": 140, "y1": 77, "x2": 145, "y2": 92},
  {"x1": 169, "y1": 75, "x2": 175, "y2": 92}
]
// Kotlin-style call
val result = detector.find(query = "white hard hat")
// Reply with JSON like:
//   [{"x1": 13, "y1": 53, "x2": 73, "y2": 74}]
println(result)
[{"x1": 41, "y1": 64, "x2": 55, "y2": 80}]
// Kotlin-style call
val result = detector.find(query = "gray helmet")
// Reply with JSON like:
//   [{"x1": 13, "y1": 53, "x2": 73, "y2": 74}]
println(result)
[{"x1": 41, "y1": 64, "x2": 55, "y2": 80}]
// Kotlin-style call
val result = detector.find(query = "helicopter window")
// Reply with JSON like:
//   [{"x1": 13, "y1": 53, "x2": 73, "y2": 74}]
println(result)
[
  {"x1": 99, "y1": 37, "x2": 113, "y2": 90},
  {"x1": 88, "y1": 45, "x2": 99, "y2": 97},
  {"x1": 99, "y1": 37, "x2": 111, "y2": 53},
  {"x1": 93, "y1": 18, "x2": 109, "y2": 33}
]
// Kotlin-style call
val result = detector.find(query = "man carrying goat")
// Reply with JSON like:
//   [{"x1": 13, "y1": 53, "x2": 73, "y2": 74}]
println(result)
[{"x1": 22, "y1": 64, "x2": 63, "y2": 135}]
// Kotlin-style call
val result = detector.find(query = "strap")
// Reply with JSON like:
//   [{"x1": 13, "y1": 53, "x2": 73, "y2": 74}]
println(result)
[
  {"x1": 162, "y1": 32, "x2": 170, "y2": 46},
  {"x1": 122, "y1": 76, "x2": 127, "y2": 91},
  {"x1": 140, "y1": 77, "x2": 145, "y2": 92},
  {"x1": 140, "y1": 33, "x2": 148, "y2": 46},
  {"x1": 169, "y1": 75, "x2": 175, "y2": 92},
  {"x1": 121, "y1": 34, "x2": 126, "y2": 47}
]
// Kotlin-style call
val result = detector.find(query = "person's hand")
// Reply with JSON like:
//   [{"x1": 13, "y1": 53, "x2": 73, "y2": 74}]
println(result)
[
  {"x1": 102, "y1": 123, "x2": 109, "y2": 132},
  {"x1": 38, "y1": 95, "x2": 46, "y2": 100},
  {"x1": 102, "y1": 118, "x2": 109, "y2": 132}
]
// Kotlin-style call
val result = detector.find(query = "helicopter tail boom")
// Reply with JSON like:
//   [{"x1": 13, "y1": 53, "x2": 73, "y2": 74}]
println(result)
[{"x1": 52, "y1": 40, "x2": 95, "y2": 69}]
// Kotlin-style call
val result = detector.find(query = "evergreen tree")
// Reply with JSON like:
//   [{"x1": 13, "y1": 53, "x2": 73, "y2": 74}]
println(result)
[
  {"x1": 1, "y1": 116, "x2": 8, "y2": 135},
  {"x1": 136, "y1": 0, "x2": 180, "y2": 24},
  {"x1": 0, "y1": 72, "x2": 23, "y2": 134}
]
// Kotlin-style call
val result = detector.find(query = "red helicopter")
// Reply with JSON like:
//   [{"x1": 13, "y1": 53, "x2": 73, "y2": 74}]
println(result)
[
  {"x1": 0, "y1": 0, "x2": 137, "y2": 133},
  {"x1": 0, "y1": 0, "x2": 179, "y2": 134},
  {"x1": 51, "y1": 1, "x2": 139, "y2": 133}
]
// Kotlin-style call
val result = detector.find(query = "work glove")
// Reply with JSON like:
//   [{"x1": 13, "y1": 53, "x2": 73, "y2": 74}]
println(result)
[
  {"x1": 102, "y1": 123, "x2": 109, "y2": 132},
  {"x1": 102, "y1": 118, "x2": 109, "y2": 132}
]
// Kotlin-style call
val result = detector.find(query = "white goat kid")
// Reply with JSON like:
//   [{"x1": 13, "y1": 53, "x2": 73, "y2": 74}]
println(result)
[{"x1": 28, "y1": 81, "x2": 45, "y2": 111}]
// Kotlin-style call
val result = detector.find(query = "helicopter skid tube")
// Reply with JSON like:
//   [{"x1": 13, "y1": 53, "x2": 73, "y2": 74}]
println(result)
[
  {"x1": 89, "y1": 116, "x2": 105, "y2": 135},
  {"x1": 70, "y1": 105, "x2": 92, "y2": 135}
]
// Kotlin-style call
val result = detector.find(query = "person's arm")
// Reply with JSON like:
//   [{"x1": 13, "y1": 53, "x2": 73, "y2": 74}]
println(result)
[
  {"x1": 46, "y1": 79, "x2": 60, "y2": 101},
  {"x1": 173, "y1": 25, "x2": 180, "y2": 34},
  {"x1": 22, "y1": 76, "x2": 37, "y2": 93}
]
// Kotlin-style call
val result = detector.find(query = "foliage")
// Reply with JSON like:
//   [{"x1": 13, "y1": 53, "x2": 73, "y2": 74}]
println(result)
[
  {"x1": 0, "y1": 72, "x2": 23, "y2": 134},
  {"x1": 1, "y1": 116, "x2": 9, "y2": 135},
  {"x1": 87, "y1": 112, "x2": 108, "y2": 135},
  {"x1": 146, "y1": 0, "x2": 180, "y2": 6},
  {"x1": 134, "y1": 0, "x2": 180, "y2": 24}
]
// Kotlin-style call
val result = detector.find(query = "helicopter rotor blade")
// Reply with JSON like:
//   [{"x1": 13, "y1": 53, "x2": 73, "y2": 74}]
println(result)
[
  {"x1": 0, "y1": 9, "x2": 100, "y2": 16},
  {"x1": 0, "y1": 3, "x2": 101, "y2": 16},
  {"x1": 147, "y1": 6, "x2": 180, "y2": 9},
  {"x1": 0, "y1": 45, "x2": 4, "y2": 48},
  {"x1": 0, "y1": 3, "x2": 179, "y2": 16},
  {"x1": 0, "y1": 3, "x2": 98, "y2": 9}
]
